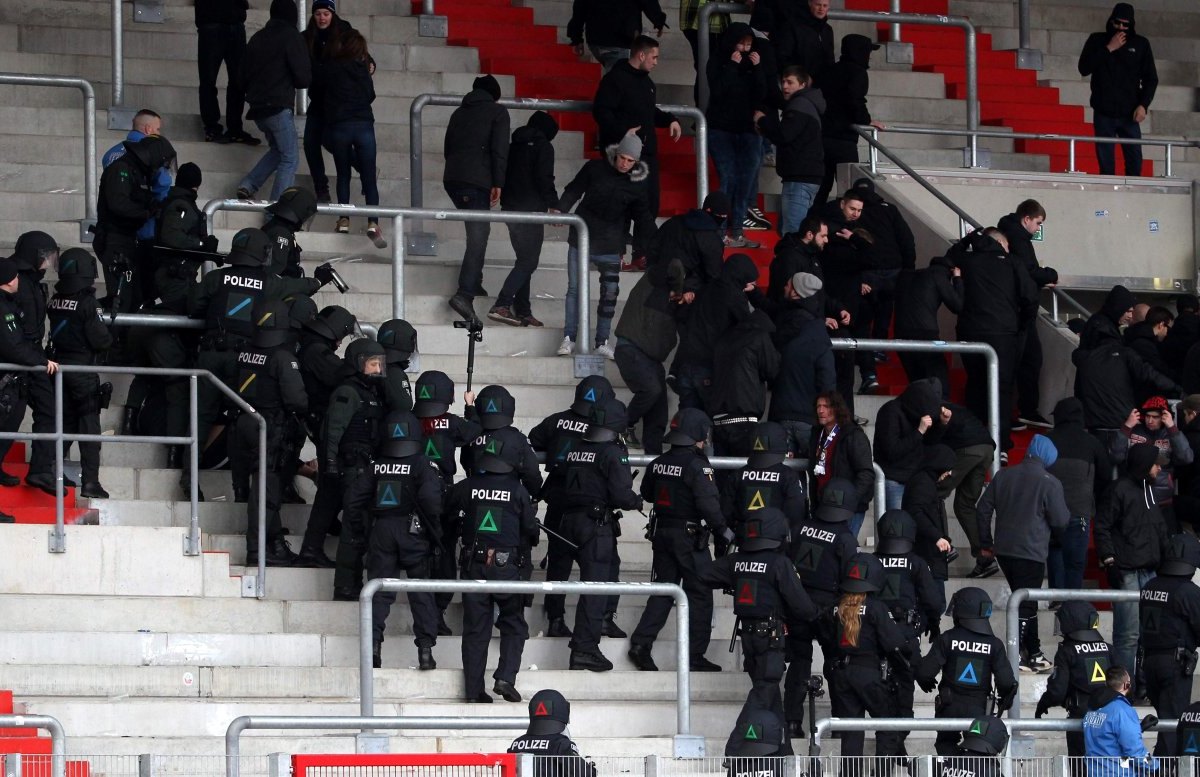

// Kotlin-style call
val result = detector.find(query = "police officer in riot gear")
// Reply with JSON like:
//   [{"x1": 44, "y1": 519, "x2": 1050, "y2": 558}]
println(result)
[
  {"x1": 262, "y1": 186, "x2": 318, "y2": 277},
  {"x1": 508, "y1": 689, "x2": 597, "y2": 777},
  {"x1": 916, "y1": 587, "x2": 1018, "y2": 755},
  {"x1": 377, "y1": 319, "x2": 418, "y2": 412},
  {"x1": 230, "y1": 299, "x2": 307, "y2": 565},
  {"x1": 721, "y1": 421, "x2": 807, "y2": 544},
  {"x1": 324, "y1": 339, "x2": 388, "y2": 599},
  {"x1": 45, "y1": 248, "x2": 113, "y2": 500},
  {"x1": 724, "y1": 707, "x2": 789, "y2": 777},
  {"x1": 1036, "y1": 601, "x2": 1113, "y2": 764},
  {"x1": 699, "y1": 507, "x2": 816, "y2": 739},
  {"x1": 465, "y1": 385, "x2": 544, "y2": 497},
  {"x1": 413, "y1": 370, "x2": 481, "y2": 633},
  {"x1": 1140, "y1": 533, "x2": 1200, "y2": 757},
  {"x1": 825, "y1": 552, "x2": 908, "y2": 771},
  {"x1": 556, "y1": 396, "x2": 642, "y2": 671},
  {"x1": 936, "y1": 717, "x2": 1008, "y2": 777},
  {"x1": 153, "y1": 162, "x2": 216, "y2": 299},
  {"x1": 875, "y1": 509, "x2": 946, "y2": 754},
  {"x1": 366, "y1": 409, "x2": 444, "y2": 670},
  {"x1": 783, "y1": 476, "x2": 860, "y2": 737},
  {"x1": 446, "y1": 443, "x2": 538, "y2": 703},
  {"x1": 629, "y1": 408, "x2": 736, "y2": 673},
  {"x1": 529, "y1": 375, "x2": 616, "y2": 639},
  {"x1": 1176, "y1": 700, "x2": 1200, "y2": 758}
]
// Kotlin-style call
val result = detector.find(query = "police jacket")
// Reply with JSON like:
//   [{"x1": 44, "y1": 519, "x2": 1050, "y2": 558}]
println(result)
[
  {"x1": 447, "y1": 471, "x2": 537, "y2": 555},
  {"x1": 443, "y1": 88, "x2": 510, "y2": 191},
  {"x1": 894, "y1": 256, "x2": 963, "y2": 338},
  {"x1": 698, "y1": 547, "x2": 816, "y2": 623},
  {"x1": 190, "y1": 267, "x2": 319, "y2": 344},
  {"x1": 1042, "y1": 637, "x2": 1113, "y2": 714},
  {"x1": 234, "y1": 344, "x2": 307, "y2": 415},
  {"x1": 593, "y1": 58, "x2": 677, "y2": 155},
  {"x1": 1139, "y1": 574, "x2": 1200, "y2": 653},
  {"x1": 528, "y1": 408, "x2": 591, "y2": 504},
  {"x1": 643, "y1": 445, "x2": 727, "y2": 534},
  {"x1": 559, "y1": 438, "x2": 642, "y2": 513},
  {"x1": 874, "y1": 380, "x2": 944, "y2": 485},
  {"x1": 707, "y1": 311, "x2": 781, "y2": 419},
  {"x1": 648, "y1": 210, "x2": 724, "y2": 294},
  {"x1": 508, "y1": 730, "x2": 596, "y2": 777},
  {"x1": 1177, "y1": 701, "x2": 1200, "y2": 757},
  {"x1": 807, "y1": 423, "x2": 875, "y2": 513},
  {"x1": 322, "y1": 374, "x2": 384, "y2": 469},
  {"x1": 158, "y1": 186, "x2": 209, "y2": 252},
  {"x1": 756, "y1": 88, "x2": 825, "y2": 184},
  {"x1": 722, "y1": 463, "x2": 807, "y2": 538},
  {"x1": 875, "y1": 551, "x2": 945, "y2": 634},
  {"x1": 1073, "y1": 330, "x2": 1180, "y2": 429},
  {"x1": 1077, "y1": 8, "x2": 1157, "y2": 118},
  {"x1": 997, "y1": 213, "x2": 1057, "y2": 288},
  {"x1": 0, "y1": 292, "x2": 49, "y2": 367},
  {"x1": 96, "y1": 150, "x2": 156, "y2": 238},
  {"x1": 298, "y1": 332, "x2": 344, "y2": 424},
  {"x1": 462, "y1": 425, "x2": 544, "y2": 498},
  {"x1": 421, "y1": 412, "x2": 481, "y2": 483},
  {"x1": 370, "y1": 453, "x2": 444, "y2": 533},
  {"x1": 47, "y1": 291, "x2": 112, "y2": 363},
  {"x1": 936, "y1": 755, "x2": 1002, "y2": 777},
  {"x1": 917, "y1": 626, "x2": 1017, "y2": 699},
  {"x1": 1095, "y1": 468, "x2": 1169, "y2": 571},
  {"x1": 566, "y1": 0, "x2": 666, "y2": 49},
  {"x1": 790, "y1": 516, "x2": 857, "y2": 596},
  {"x1": 829, "y1": 594, "x2": 907, "y2": 659},
  {"x1": 262, "y1": 217, "x2": 301, "y2": 278},
  {"x1": 1083, "y1": 688, "x2": 1154, "y2": 766},
  {"x1": 1048, "y1": 398, "x2": 1111, "y2": 517},
  {"x1": 557, "y1": 147, "x2": 655, "y2": 255},
  {"x1": 13, "y1": 270, "x2": 47, "y2": 347}
]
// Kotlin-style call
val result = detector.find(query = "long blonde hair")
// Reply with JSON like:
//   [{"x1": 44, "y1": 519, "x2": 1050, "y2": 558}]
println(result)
[{"x1": 838, "y1": 592, "x2": 867, "y2": 647}]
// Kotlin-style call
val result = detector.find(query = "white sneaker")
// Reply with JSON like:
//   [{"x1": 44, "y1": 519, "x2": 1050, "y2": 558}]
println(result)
[
  {"x1": 595, "y1": 341, "x2": 616, "y2": 360},
  {"x1": 557, "y1": 336, "x2": 575, "y2": 356}
]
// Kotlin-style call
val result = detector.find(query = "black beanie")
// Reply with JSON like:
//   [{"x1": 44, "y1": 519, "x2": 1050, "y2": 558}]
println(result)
[
  {"x1": 270, "y1": 0, "x2": 298, "y2": 23},
  {"x1": 177, "y1": 162, "x2": 202, "y2": 190},
  {"x1": 473, "y1": 74, "x2": 501, "y2": 101},
  {"x1": 0, "y1": 259, "x2": 17, "y2": 286}
]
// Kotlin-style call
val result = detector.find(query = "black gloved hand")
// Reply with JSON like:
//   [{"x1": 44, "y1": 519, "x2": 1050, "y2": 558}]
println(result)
[
  {"x1": 997, "y1": 687, "x2": 1017, "y2": 714},
  {"x1": 714, "y1": 526, "x2": 736, "y2": 557},
  {"x1": 313, "y1": 262, "x2": 335, "y2": 287},
  {"x1": 201, "y1": 235, "x2": 219, "y2": 253},
  {"x1": 1140, "y1": 714, "x2": 1159, "y2": 732},
  {"x1": 1035, "y1": 696, "x2": 1051, "y2": 719},
  {"x1": 927, "y1": 619, "x2": 941, "y2": 640}
]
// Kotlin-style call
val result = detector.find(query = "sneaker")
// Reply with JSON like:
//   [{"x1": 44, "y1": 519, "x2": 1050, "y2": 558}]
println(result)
[
  {"x1": 967, "y1": 557, "x2": 1000, "y2": 579},
  {"x1": 235, "y1": 186, "x2": 254, "y2": 200},
  {"x1": 335, "y1": 217, "x2": 350, "y2": 234},
  {"x1": 595, "y1": 341, "x2": 616, "y2": 360},
  {"x1": 854, "y1": 415, "x2": 870, "y2": 427},
  {"x1": 859, "y1": 376, "x2": 880, "y2": 394},
  {"x1": 366, "y1": 224, "x2": 387, "y2": 249},
  {"x1": 556, "y1": 336, "x2": 575, "y2": 356},
  {"x1": 1010, "y1": 419, "x2": 1028, "y2": 432},
  {"x1": 1020, "y1": 652, "x2": 1053, "y2": 673},
  {"x1": 315, "y1": 185, "x2": 331, "y2": 204},
  {"x1": 743, "y1": 208, "x2": 771, "y2": 231},
  {"x1": 621, "y1": 255, "x2": 647, "y2": 273},
  {"x1": 519, "y1": 314, "x2": 544, "y2": 328},
  {"x1": 1018, "y1": 413, "x2": 1053, "y2": 429},
  {"x1": 1000, "y1": 451, "x2": 1010, "y2": 466},
  {"x1": 448, "y1": 294, "x2": 478, "y2": 323},
  {"x1": 724, "y1": 235, "x2": 762, "y2": 249},
  {"x1": 223, "y1": 130, "x2": 261, "y2": 146},
  {"x1": 205, "y1": 127, "x2": 230, "y2": 144},
  {"x1": 487, "y1": 306, "x2": 523, "y2": 327}
]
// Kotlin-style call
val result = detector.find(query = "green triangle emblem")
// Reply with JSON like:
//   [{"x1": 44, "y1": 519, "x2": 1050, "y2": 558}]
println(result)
[
  {"x1": 969, "y1": 720, "x2": 984, "y2": 735},
  {"x1": 478, "y1": 510, "x2": 499, "y2": 533},
  {"x1": 485, "y1": 438, "x2": 501, "y2": 455},
  {"x1": 425, "y1": 438, "x2": 442, "y2": 460},
  {"x1": 419, "y1": 384, "x2": 433, "y2": 399},
  {"x1": 744, "y1": 724, "x2": 759, "y2": 740}
]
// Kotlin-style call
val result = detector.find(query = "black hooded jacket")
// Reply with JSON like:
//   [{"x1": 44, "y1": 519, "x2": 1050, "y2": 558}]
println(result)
[
  {"x1": 241, "y1": 0, "x2": 312, "y2": 120},
  {"x1": 773, "y1": 4, "x2": 834, "y2": 86},
  {"x1": 1122, "y1": 320, "x2": 1171, "y2": 387},
  {"x1": 1077, "y1": 3, "x2": 1158, "y2": 118},
  {"x1": 706, "y1": 23, "x2": 770, "y2": 135},
  {"x1": 849, "y1": 181, "x2": 916, "y2": 271},
  {"x1": 895, "y1": 255, "x2": 963, "y2": 337},
  {"x1": 443, "y1": 87, "x2": 510, "y2": 191},
  {"x1": 566, "y1": 0, "x2": 666, "y2": 49},
  {"x1": 950, "y1": 233, "x2": 1038, "y2": 338},
  {"x1": 821, "y1": 34, "x2": 877, "y2": 163},
  {"x1": 708, "y1": 310, "x2": 781, "y2": 418},
  {"x1": 1072, "y1": 322, "x2": 1180, "y2": 429},
  {"x1": 1047, "y1": 397, "x2": 1111, "y2": 517},
  {"x1": 558, "y1": 145, "x2": 655, "y2": 255},
  {"x1": 593, "y1": 59, "x2": 677, "y2": 156},
  {"x1": 903, "y1": 444, "x2": 957, "y2": 580},
  {"x1": 874, "y1": 379, "x2": 944, "y2": 484},
  {"x1": 769, "y1": 309, "x2": 835, "y2": 425},
  {"x1": 195, "y1": 0, "x2": 248, "y2": 25},
  {"x1": 1079, "y1": 285, "x2": 1135, "y2": 352},
  {"x1": 1095, "y1": 442, "x2": 1169, "y2": 570},
  {"x1": 675, "y1": 254, "x2": 760, "y2": 369},
  {"x1": 501, "y1": 112, "x2": 559, "y2": 212},
  {"x1": 648, "y1": 209, "x2": 724, "y2": 294},
  {"x1": 768, "y1": 234, "x2": 843, "y2": 321},
  {"x1": 757, "y1": 87, "x2": 825, "y2": 184},
  {"x1": 997, "y1": 212, "x2": 1058, "y2": 288}
]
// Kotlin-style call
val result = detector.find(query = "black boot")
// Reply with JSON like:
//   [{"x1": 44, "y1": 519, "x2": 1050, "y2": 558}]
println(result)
[
  {"x1": 265, "y1": 537, "x2": 298, "y2": 566},
  {"x1": 295, "y1": 544, "x2": 336, "y2": 568},
  {"x1": 570, "y1": 648, "x2": 614, "y2": 672},
  {"x1": 233, "y1": 487, "x2": 249, "y2": 503},
  {"x1": 546, "y1": 617, "x2": 572, "y2": 638},
  {"x1": 0, "y1": 511, "x2": 14, "y2": 523},
  {"x1": 418, "y1": 646, "x2": 436, "y2": 670},
  {"x1": 493, "y1": 679, "x2": 521, "y2": 701},
  {"x1": 628, "y1": 643, "x2": 658, "y2": 671},
  {"x1": 281, "y1": 482, "x2": 306, "y2": 504},
  {"x1": 372, "y1": 639, "x2": 383, "y2": 669},
  {"x1": 80, "y1": 482, "x2": 110, "y2": 499},
  {"x1": 601, "y1": 613, "x2": 627, "y2": 638},
  {"x1": 122, "y1": 406, "x2": 138, "y2": 436}
]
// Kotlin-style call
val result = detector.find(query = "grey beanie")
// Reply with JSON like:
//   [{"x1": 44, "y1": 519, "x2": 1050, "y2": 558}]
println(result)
[
  {"x1": 790, "y1": 272, "x2": 823, "y2": 299},
  {"x1": 616, "y1": 133, "x2": 643, "y2": 161}
]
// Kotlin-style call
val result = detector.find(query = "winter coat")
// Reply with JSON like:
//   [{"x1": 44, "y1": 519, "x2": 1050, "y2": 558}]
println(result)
[
  {"x1": 756, "y1": 87, "x2": 825, "y2": 184},
  {"x1": 241, "y1": 2, "x2": 312, "y2": 121},
  {"x1": 614, "y1": 266, "x2": 683, "y2": 363},
  {"x1": 894, "y1": 255, "x2": 962, "y2": 338},
  {"x1": 1077, "y1": 3, "x2": 1158, "y2": 118},
  {"x1": 1047, "y1": 397, "x2": 1111, "y2": 517},
  {"x1": 566, "y1": 0, "x2": 666, "y2": 49},
  {"x1": 817, "y1": 200, "x2": 875, "y2": 322},
  {"x1": 821, "y1": 35, "x2": 877, "y2": 164},
  {"x1": 997, "y1": 212, "x2": 1058, "y2": 288},
  {"x1": 443, "y1": 88, "x2": 510, "y2": 191},
  {"x1": 1108, "y1": 421, "x2": 1193, "y2": 506},
  {"x1": 768, "y1": 234, "x2": 842, "y2": 321},
  {"x1": 939, "y1": 401, "x2": 994, "y2": 451},
  {"x1": 1123, "y1": 320, "x2": 1172, "y2": 394},
  {"x1": 706, "y1": 23, "x2": 770, "y2": 134},
  {"x1": 1083, "y1": 687, "x2": 1155, "y2": 772},
  {"x1": 1079, "y1": 285, "x2": 1136, "y2": 352},
  {"x1": 850, "y1": 182, "x2": 916, "y2": 271},
  {"x1": 708, "y1": 310, "x2": 781, "y2": 417},
  {"x1": 1073, "y1": 327, "x2": 1180, "y2": 429},
  {"x1": 674, "y1": 254, "x2": 760, "y2": 369},
  {"x1": 648, "y1": 209, "x2": 724, "y2": 294},
  {"x1": 501, "y1": 113, "x2": 559, "y2": 212},
  {"x1": 304, "y1": 16, "x2": 354, "y2": 107},
  {"x1": 1095, "y1": 443, "x2": 1170, "y2": 570},
  {"x1": 950, "y1": 233, "x2": 1039, "y2": 337},
  {"x1": 977, "y1": 435, "x2": 1070, "y2": 563},
  {"x1": 903, "y1": 444, "x2": 956, "y2": 580},
  {"x1": 321, "y1": 58, "x2": 375, "y2": 125},
  {"x1": 808, "y1": 422, "x2": 875, "y2": 513},
  {"x1": 769, "y1": 311, "x2": 835, "y2": 425},
  {"x1": 102, "y1": 130, "x2": 172, "y2": 241},
  {"x1": 1176, "y1": 415, "x2": 1200, "y2": 520},
  {"x1": 773, "y1": 5, "x2": 834, "y2": 87},
  {"x1": 593, "y1": 59, "x2": 677, "y2": 156},
  {"x1": 195, "y1": 0, "x2": 248, "y2": 26},
  {"x1": 558, "y1": 144, "x2": 655, "y2": 255},
  {"x1": 873, "y1": 379, "x2": 944, "y2": 484},
  {"x1": 1162, "y1": 311, "x2": 1200, "y2": 378}
]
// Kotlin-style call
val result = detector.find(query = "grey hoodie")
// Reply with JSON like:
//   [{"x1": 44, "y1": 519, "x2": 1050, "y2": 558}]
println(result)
[{"x1": 977, "y1": 440, "x2": 1071, "y2": 563}]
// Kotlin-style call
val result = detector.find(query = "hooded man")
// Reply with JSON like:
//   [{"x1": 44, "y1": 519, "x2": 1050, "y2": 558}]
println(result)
[
  {"x1": 754, "y1": 65, "x2": 825, "y2": 236},
  {"x1": 894, "y1": 253, "x2": 963, "y2": 394},
  {"x1": 772, "y1": 0, "x2": 835, "y2": 86},
  {"x1": 873, "y1": 378, "x2": 944, "y2": 509},
  {"x1": 976, "y1": 434, "x2": 1071, "y2": 672},
  {"x1": 902, "y1": 443, "x2": 958, "y2": 594},
  {"x1": 1078, "y1": 3, "x2": 1158, "y2": 175},
  {"x1": 444, "y1": 74, "x2": 510, "y2": 325},
  {"x1": 815, "y1": 34, "x2": 884, "y2": 206},
  {"x1": 707, "y1": 309, "x2": 781, "y2": 476},
  {"x1": 1047, "y1": 397, "x2": 1112, "y2": 591},
  {"x1": 491, "y1": 111, "x2": 559, "y2": 328},
  {"x1": 647, "y1": 191, "x2": 730, "y2": 295}
]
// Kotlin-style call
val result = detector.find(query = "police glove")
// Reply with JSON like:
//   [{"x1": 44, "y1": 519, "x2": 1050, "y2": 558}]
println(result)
[
  {"x1": 313, "y1": 262, "x2": 349, "y2": 293},
  {"x1": 926, "y1": 619, "x2": 941, "y2": 640},
  {"x1": 997, "y1": 686, "x2": 1017, "y2": 714},
  {"x1": 917, "y1": 676, "x2": 936, "y2": 693},
  {"x1": 201, "y1": 235, "x2": 220, "y2": 253},
  {"x1": 1140, "y1": 714, "x2": 1159, "y2": 732},
  {"x1": 714, "y1": 527, "x2": 736, "y2": 557},
  {"x1": 1035, "y1": 696, "x2": 1051, "y2": 719}
]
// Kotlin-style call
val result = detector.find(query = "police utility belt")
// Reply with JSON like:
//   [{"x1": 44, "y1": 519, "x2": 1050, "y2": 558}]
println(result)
[
  {"x1": 737, "y1": 616, "x2": 781, "y2": 638},
  {"x1": 566, "y1": 504, "x2": 615, "y2": 525},
  {"x1": 833, "y1": 654, "x2": 894, "y2": 679},
  {"x1": 1144, "y1": 646, "x2": 1199, "y2": 675},
  {"x1": 462, "y1": 541, "x2": 525, "y2": 569},
  {"x1": 378, "y1": 511, "x2": 425, "y2": 536}
]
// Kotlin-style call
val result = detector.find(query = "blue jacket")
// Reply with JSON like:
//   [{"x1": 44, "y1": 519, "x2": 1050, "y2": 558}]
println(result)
[
  {"x1": 1083, "y1": 688, "x2": 1158, "y2": 777},
  {"x1": 102, "y1": 130, "x2": 173, "y2": 240}
]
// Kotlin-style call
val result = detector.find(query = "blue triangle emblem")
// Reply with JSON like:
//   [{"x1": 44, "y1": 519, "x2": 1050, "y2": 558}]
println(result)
[
  {"x1": 392, "y1": 423, "x2": 406, "y2": 439},
  {"x1": 379, "y1": 484, "x2": 398, "y2": 507},
  {"x1": 584, "y1": 388, "x2": 596, "y2": 402},
  {"x1": 958, "y1": 662, "x2": 979, "y2": 685},
  {"x1": 1186, "y1": 734, "x2": 1199, "y2": 754},
  {"x1": 485, "y1": 399, "x2": 499, "y2": 413}
]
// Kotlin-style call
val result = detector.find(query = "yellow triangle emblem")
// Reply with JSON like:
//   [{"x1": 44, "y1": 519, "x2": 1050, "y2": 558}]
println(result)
[
  {"x1": 753, "y1": 437, "x2": 766, "y2": 451},
  {"x1": 747, "y1": 490, "x2": 766, "y2": 511},
  {"x1": 1091, "y1": 661, "x2": 1107, "y2": 684}
]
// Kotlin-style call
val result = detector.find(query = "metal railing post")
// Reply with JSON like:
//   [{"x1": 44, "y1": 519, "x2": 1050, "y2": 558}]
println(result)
[
  {"x1": 185, "y1": 375, "x2": 200, "y2": 555},
  {"x1": 1068, "y1": 139, "x2": 1077, "y2": 173},
  {"x1": 423, "y1": 0, "x2": 434, "y2": 13},
  {"x1": 257, "y1": 414, "x2": 267, "y2": 598},
  {"x1": 985, "y1": 345, "x2": 1001, "y2": 473},
  {"x1": 111, "y1": 0, "x2": 124, "y2": 108},
  {"x1": 0, "y1": 715, "x2": 65, "y2": 777},
  {"x1": 1018, "y1": 0, "x2": 1032, "y2": 49},
  {"x1": 963, "y1": 20, "x2": 979, "y2": 166},
  {"x1": 1166, "y1": 144, "x2": 1174, "y2": 177},
  {"x1": 296, "y1": 0, "x2": 308, "y2": 116},
  {"x1": 890, "y1": 0, "x2": 902, "y2": 43},
  {"x1": 576, "y1": 219, "x2": 592, "y2": 356},
  {"x1": 869, "y1": 127, "x2": 880, "y2": 174},
  {"x1": 51, "y1": 369, "x2": 65, "y2": 553},
  {"x1": 409, "y1": 95, "x2": 430, "y2": 210},
  {"x1": 393, "y1": 214, "x2": 405, "y2": 320}
]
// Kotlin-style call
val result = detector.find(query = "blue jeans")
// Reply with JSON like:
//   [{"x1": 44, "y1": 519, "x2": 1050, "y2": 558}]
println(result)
[
  {"x1": 1047, "y1": 515, "x2": 1091, "y2": 591},
  {"x1": 1112, "y1": 568, "x2": 1155, "y2": 672},
  {"x1": 1093, "y1": 112, "x2": 1143, "y2": 176},
  {"x1": 240, "y1": 109, "x2": 299, "y2": 201},
  {"x1": 328, "y1": 120, "x2": 379, "y2": 221},
  {"x1": 564, "y1": 246, "x2": 620, "y2": 346},
  {"x1": 671, "y1": 363, "x2": 712, "y2": 412},
  {"x1": 709, "y1": 129, "x2": 763, "y2": 236},
  {"x1": 849, "y1": 511, "x2": 866, "y2": 541},
  {"x1": 779, "y1": 181, "x2": 819, "y2": 236},
  {"x1": 884, "y1": 479, "x2": 906, "y2": 511}
]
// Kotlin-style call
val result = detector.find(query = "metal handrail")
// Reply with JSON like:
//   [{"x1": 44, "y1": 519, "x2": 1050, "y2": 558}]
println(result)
[
  {"x1": 0, "y1": 715, "x2": 65, "y2": 777},
  {"x1": 1050, "y1": 288, "x2": 1092, "y2": 323},
  {"x1": 863, "y1": 124, "x2": 1200, "y2": 177},
  {"x1": 0, "y1": 363, "x2": 269, "y2": 596},
  {"x1": 0, "y1": 73, "x2": 97, "y2": 240},
  {"x1": 697, "y1": 2, "x2": 980, "y2": 165},
  {"x1": 201, "y1": 199, "x2": 596, "y2": 355},
  {"x1": 408, "y1": 94, "x2": 710, "y2": 216},
  {"x1": 111, "y1": 0, "x2": 123, "y2": 108},
  {"x1": 359, "y1": 579, "x2": 695, "y2": 754},
  {"x1": 1006, "y1": 588, "x2": 1142, "y2": 720},
  {"x1": 225, "y1": 716, "x2": 526, "y2": 777}
]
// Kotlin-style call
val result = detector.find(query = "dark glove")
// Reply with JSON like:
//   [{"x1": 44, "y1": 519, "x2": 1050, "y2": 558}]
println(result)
[
  {"x1": 1140, "y1": 714, "x2": 1159, "y2": 732},
  {"x1": 714, "y1": 527, "x2": 736, "y2": 557},
  {"x1": 201, "y1": 235, "x2": 219, "y2": 253},
  {"x1": 917, "y1": 676, "x2": 936, "y2": 694},
  {"x1": 926, "y1": 619, "x2": 941, "y2": 640},
  {"x1": 997, "y1": 686, "x2": 1017, "y2": 714},
  {"x1": 1035, "y1": 696, "x2": 1051, "y2": 719},
  {"x1": 313, "y1": 262, "x2": 335, "y2": 287}
]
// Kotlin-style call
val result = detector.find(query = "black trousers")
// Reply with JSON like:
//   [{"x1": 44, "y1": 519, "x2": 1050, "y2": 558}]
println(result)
[
  {"x1": 897, "y1": 332, "x2": 950, "y2": 399},
  {"x1": 59, "y1": 368, "x2": 102, "y2": 483},
  {"x1": 828, "y1": 661, "x2": 901, "y2": 771},
  {"x1": 24, "y1": 368, "x2": 56, "y2": 479},
  {"x1": 961, "y1": 331, "x2": 1019, "y2": 452},
  {"x1": 195, "y1": 348, "x2": 239, "y2": 457},
  {"x1": 1016, "y1": 327, "x2": 1043, "y2": 418},
  {"x1": 543, "y1": 503, "x2": 574, "y2": 619},
  {"x1": 997, "y1": 554, "x2": 1044, "y2": 654},
  {"x1": 99, "y1": 232, "x2": 142, "y2": 319},
  {"x1": 461, "y1": 560, "x2": 527, "y2": 698},
  {"x1": 615, "y1": 342, "x2": 669, "y2": 454},
  {"x1": 560, "y1": 510, "x2": 615, "y2": 653},
  {"x1": 499, "y1": 222, "x2": 543, "y2": 317},
  {"x1": 333, "y1": 462, "x2": 374, "y2": 595},
  {"x1": 740, "y1": 629, "x2": 790, "y2": 753},
  {"x1": 302, "y1": 472, "x2": 342, "y2": 554},
  {"x1": 196, "y1": 23, "x2": 247, "y2": 135},
  {"x1": 935, "y1": 691, "x2": 990, "y2": 754},
  {"x1": 783, "y1": 590, "x2": 837, "y2": 726},
  {"x1": 367, "y1": 517, "x2": 438, "y2": 647},
  {"x1": 446, "y1": 185, "x2": 492, "y2": 300},
  {"x1": 0, "y1": 376, "x2": 26, "y2": 468},
  {"x1": 833, "y1": 342, "x2": 857, "y2": 416},
  {"x1": 1145, "y1": 651, "x2": 1192, "y2": 757},
  {"x1": 631, "y1": 528, "x2": 713, "y2": 658},
  {"x1": 230, "y1": 411, "x2": 284, "y2": 551}
]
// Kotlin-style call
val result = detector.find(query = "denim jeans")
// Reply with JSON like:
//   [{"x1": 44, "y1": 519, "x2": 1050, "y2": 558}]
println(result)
[
  {"x1": 589, "y1": 45, "x2": 629, "y2": 75},
  {"x1": 564, "y1": 246, "x2": 620, "y2": 345},
  {"x1": 884, "y1": 479, "x2": 906, "y2": 511},
  {"x1": 1093, "y1": 112, "x2": 1143, "y2": 176},
  {"x1": 779, "y1": 181, "x2": 819, "y2": 236},
  {"x1": 1112, "y1": 568, "x2": 1156, "y2": 672},
  {"x1": 671, "y1": 363, "x2": 712, "y2": 412},
  {"x1": 328, "y1": 120, "x2": 379, "y2": 222},
  {"x1": 446, "y1": 185, "x2": 492, "y2": 299},
  {"x1": 241, "y1": 108, "x2": 299, "y2": 201},
  {"x1": 1047, "y1": 515, "x2": 1091, "y2": 591},
  {"x1": 709, "y1": 129, "x2": 763, "y2": 236},
  {"x1": 196, "y1": 23, "x2": 246, "y2": 135},
  {"x1": 849, "y1": 511, "x2": 866, "y2": 541}
]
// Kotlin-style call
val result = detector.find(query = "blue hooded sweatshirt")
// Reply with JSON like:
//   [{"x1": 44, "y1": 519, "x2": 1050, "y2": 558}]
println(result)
[
  {"x1": 1083, "y1": 686, "x2": 1158, "y2": 777},
  {"x1": 102, "y1": 130, "x2": 173, "y2": 240}
]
